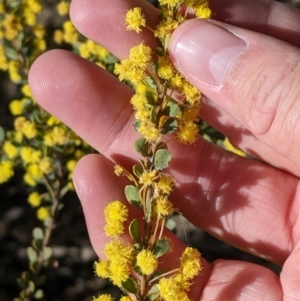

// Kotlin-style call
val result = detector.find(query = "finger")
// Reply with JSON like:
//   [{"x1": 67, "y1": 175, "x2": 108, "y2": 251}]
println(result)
[
  {"x1": 281, "y1": 241, "x2": 300, "y2": 301},
  {"x1": 169, "y1": 18, "x2": 300, "y2": 169},
  {"x1": 73, "y1": 154, "x2": 283, "y2": 301},
  {"x1": 210, "y1": 0, "x2": 300, "y2": 47},
  {"x1": 29, "y1": 50, "x2": 300, "y2": 264},
  {"x1": 70, "y1": 0, "x2": 300, "y2": 176}
]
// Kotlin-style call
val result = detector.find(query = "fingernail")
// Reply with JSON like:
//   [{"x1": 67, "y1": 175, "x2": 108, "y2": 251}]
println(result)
[{"x1": 169, "y1": 19, "x2": 247, "y2": 86}]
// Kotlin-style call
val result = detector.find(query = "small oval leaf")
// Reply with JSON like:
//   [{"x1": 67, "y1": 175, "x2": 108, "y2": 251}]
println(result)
[
  {"x1": 154, "y1": 149, "x2": 171, "y2": 170},
  {"x1": 129, "y1": 219, "x2": 141, "y2": 242},
  {"x1": 27, "y1": 247, "x2": 37, "y2": 262},
  {"x1": 134, "y1": 138, "x2": 151, "y2": 157},
  {"x1": 122, "y1": 278, "x2": 138, "y2": 294},
  {"x1": 43, "y1": 247, "x2": 52, "y2": 260},
  {"x1": 153, "y1": 239, "x2": 170, "y2": 257},
  {"x1": 32, "y1": 227, "x2": 44, "y2": 240},
  {"x1": 0, "y1": 126, "x2": 5, "y2": 143},
  {"x1": 125, "y1": 185, "x2": 142, "y2": 208}
]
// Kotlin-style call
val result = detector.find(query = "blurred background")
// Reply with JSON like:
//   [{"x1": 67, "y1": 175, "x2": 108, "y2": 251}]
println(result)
[{"x1": 1, "y1": 0, "x2": 300, "y2": 300}]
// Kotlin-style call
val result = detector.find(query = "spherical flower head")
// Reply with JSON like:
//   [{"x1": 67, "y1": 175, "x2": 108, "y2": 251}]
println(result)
[
  {"x1": 130, "y1": 93, "x2": 148, "y2": 110},
  {"x1": 3, "y1": 141, "x2": 18, "y2": 159},
  {"x1": 176, "y1": 121, "x2": 199, "y2": 145},
  {"x1": 114, "y1": 164, "x2": 125, "y2": 176},
  {"x1": 125, "y1": 7, "x2": 146, "y2": 33},
  {"x1": 182, "y1": 82, "x2": 201, "y2": 105},
  {"x1": 139, "y1": 170, "x2": 157, "y2": 186},
  {"x1": 180, "y1": 247, "x2": 202, "y2": 280},
  {"x1": 57, "y1": 1, "x2": 69, "y2": 16},
  {"x1": 104, "y1": 240, "x2": 134, "y2": 262},
  {"x1": 94, "y1": 259, "x2": 110, "y2": 278},
  {"x1": 0, "y1": 161, "x2": 14, "y2": 184},
  {"x1": 157, "y1": 277, "x2": 190, "y2": 301},
  {"x1": 129, "y1": 43, "x2": 152, "y2": 69},
  {"x1": 36, "y1": 206, "x2": 50, "y2": 221},
  {"x1": 155, "y1": 196, "x2": 175, "y2": 217},
  {"x1": 157, "y1": 175, "x2": 174, "y2": 195},
  {"x1": 109, "y1": 258, "x2": 130, "y2": 286},
  {"x1": 9, "y1": 99, "x2": 24, "y2": 116},
  {"x1": 120, "y1": 296, "x2": 131, "y2": 301},
  {"x1": 93, "y1": 294, "x2": 114, "y2": 301},
  {"x1": 158, "y1": 0, "x2": 182, "y2": 8},
  {"x1": 27, "y1": 192, "x2": 41, "y2": 207},
  {"x1": 138, "y1": 121, "x2": 161, "y2": 142},
  {"x1": 104, "y1": 201, "x2": 129, "y2": 223},
  {"x1": 195, "y1": 2, "x2": 212, "y2": 19},
  {"x1": 136, "y1": 249, "x2": 158, "y2": 275}
]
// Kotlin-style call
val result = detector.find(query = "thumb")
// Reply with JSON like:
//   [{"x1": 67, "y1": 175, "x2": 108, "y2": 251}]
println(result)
[{"x1": 168, "y1": 19, "x2": 300, "y2": 167}]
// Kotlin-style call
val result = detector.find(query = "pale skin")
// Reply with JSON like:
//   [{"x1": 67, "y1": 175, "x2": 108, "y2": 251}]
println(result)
[{"x1": 28, "y1": 0, "x2": 300, "y2": 300}]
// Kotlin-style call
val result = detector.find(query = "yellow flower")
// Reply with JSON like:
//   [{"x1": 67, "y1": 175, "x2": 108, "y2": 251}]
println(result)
[
  {"x1": 21, "y1": 84, "x2": 32, "y2": 97},
  {"x1": 157, "y1": 175, "x2": 174, "y2": 194},
  {"x1": 3, "y1": 141, "x2": 18, "y2": 159},
  {"x1": 27, "y1": 163, "x2": 43, "y2": 180},
  {"x1": 180, "y1": 247, "x2": 202, "y2": 280},
  {"x1": 23, "y1": 173, "x2": 37, "y2": 187},
  {"x1": 136, "y1": 249, "x2": 158, "y2": 275},
  {"x1": 0, "y1": 161, "x2": 14, "y2": 184},
  {"x1": 94, "y1": 259, "x2": 110, "y2": 278},
  {"x1": 66, "y1": 160, "x2": 77, "y2": 172},
  {"x1": 157, "y1": 277, "x2": 189, "y2": 301},
  {"x1": 8, "y1": 61, "x2": 22, "y2": 83},
  {"x1": 36, "y1": 207, "x2": 50, "y2": 221},
  {"x1": 53, "y1": 29, "x2": 63, "y2": 44},
  {"x1": 129, "y1": 43, "x2": 152, "y2": 69},
  {"x1": 158, "y1": 0, "x2": 181, "y2": 7},
  {"x1": 104, "y1": 240, "x2": 134, "y2": 262},
  {"x1": 22, "y1": 121, "x2": 37, "y2": 139},
  {"x1": 57, "y1": 1, "x2": 69, "y2": 16},
  {"x1": 139, "y1": 170, "x2": 157, "y2": 186},
  {"x1": 130, "y1": 93, "x2": 148, "y2": 109},
  {"x1": 109, "y1": 258, "x2": 130, "y2": 286},
  {"x1": 138, "y1": 121, "x2": 160, "y2": 141},
  {"x1": 195, "y1": 3, "x2": 212, "y2": 19},
  {"x1": 27, "y1": 192, "x2": 42, "y2": 207},
  {"x1": 93, "y1": 294, "x2": 114, "y2": 301},
  {"x1": 0, "y1": 45, "x2": 8, "y2": 71},
  {"x1": 120, "y1": 297, "x2": 131, "y2": 301},
  {"x1": 39, "y1": 157, "x2": 53, "y2": 174},
  {"x1": 33, "y1": 24, "x2": 45, "y2": 39},
  {"x1": 20, "y1": 147, "x2": 41, "y2": 164},
  {"x1": 114, "y1": 165, "x2": 125, "y2": 177},
  {"x1": 125, "y1": 7, "x2": 146, "y2": 33},
  {"x1": 176, "y1": 121, "x2": 199, "y2": 145},
  {"x1": 182, "y1": 82, "x2": 201, "y2": 105},
  {"x1": 155, "y1": 196, "x2": 175, "y2": 217}
]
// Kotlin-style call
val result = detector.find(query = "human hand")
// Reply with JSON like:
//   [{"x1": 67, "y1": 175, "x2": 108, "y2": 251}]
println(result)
[{"x1": 28, "y1": 0, "x2": 300, "y2": 299}]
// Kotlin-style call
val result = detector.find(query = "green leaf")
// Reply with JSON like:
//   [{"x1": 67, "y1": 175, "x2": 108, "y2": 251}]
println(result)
[
  {"x1": 129, "y1": 219, "x2": 141, "y2": 242},
  {"x1": 27, "y1": 247, "x2": 37, "y2": 262},
  {"x1": 163, "y1": 99, "x2": 181, "y2": 117},
  {"x1": 28, "y1": 281, "x2": 35, "y2": 293},
  {"x1": 125, "y1": 185, "x2": 142, "y2": 208},
  {"x1": 33, "y1": 289, "x2": 44, "y2": 299},
  {"x1": 0, "y1": 126, "x2": 5, "y2": 143},
  {"x1": 134, "y1": 120, "x2": 141, "y2": 132},
  {"x1": 21, "y1": 271, "x2": 31, "y2": 282},
  {"x1": 154, "y1": 149, "x2": 171, "y2": 170},
  {"x1": 146, "y1": 91, "x2": 157, "y2": 105},
  {"x1": 122, "y1": 278, "x2": 137, "y2": 294},
  {"x1": 145, "y1": 75, "x2": 157, "y2": 91},
  {"x1": 32, "y1": 239, "x2": 43, "y2": 250},
  {"x1": 32, "y1": 227, "x2": 44, "y2": 240},
  {"x1": 153, "y1": 239, "x2": 170, "y2": 257},
  {"x1": 43, "y1": 247, "x2": 52, "y2": 260},
  {"x1": 134, "y1": 138, "x2": 151, "y2": 157},
  {"x1": 161, "y1": 118, "x2": 178, "y2": 134},
  {"x1": 29, "y1": 261, "x2": 39, "y2": 273},
  {"x1": 17, "y1": 278, "x2": 27, "y2": 289},
  {"x1": 133, "y1": 164, "x2": 143, "y2": 177},
  {"x1": 147, "y1": 284, "x2": 159, "y2": 300},
  {"x1": 165, "y1": 218, "x2": 176, "y2": 231},
  {"x1": 4, "y1": 42, "x2": 19, "y2": 60}
]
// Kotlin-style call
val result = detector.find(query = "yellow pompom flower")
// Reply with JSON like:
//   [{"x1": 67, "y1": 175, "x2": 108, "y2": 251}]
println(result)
[
  {"x1": 125, "y1": 7, "x2": 146, "y2": 33},
  {"x1": 109, "y1": 259, "x2": 130, "y2": 286},
  {"x1": 39, "y1": 157, "x2": 53, "y2": 174},
  {"x1": 8, "y1": 61, "x2": 22, "y2": 83},
  {"x1": 129, "y1": 43, "x2": 152, "y2": 69},
  {"x1": 130, "y1": 93, "x2": 148, "y2": 109},
  {"x1": 0, "y1": 45, "x2": 8, "y2": 71},
  {"x1": 158, "y1": 0, "x2": 181, "y2": 7},
  {"x1": 104, "y1": 240, "x2": 134, "y2": 262},
  {"x1": 53, "y1": 29, "x2": 63, "y2": 44},
  {"x1": 138, "y1": 121, "x2": 161, "y2": 141},
  {"x1": 22, "y1": 121, "x2": 37, "y2": 139},
  {"x1": 3, "y1": 141, "x2": 18, "y2": 159},
  {"x1": 104, "y1": 201, "x2": 129, "y2": 223},
  {"x1": 23, "y1": 173, "x2": 37, "y2": 187},
  {"x1": 156, "y1": 175, "x2": 174, "y2": 194},
  {"x1": 27, "y1": 192, "x2": 42, "y2": 207},
  {"x1": 176, "y1": 121, "x2": 199, "y2": 145},
  {"x1": 21, "y1": 84, "x2": 32, "y2": 97},
  {"x1": 157, "y1": 277, "x2": 189, "y2": 301},
  {"x1": 155, "y1": 196, "x2": 175, "y2": 217},
  {"x1": 139, "y1": 170, "x2": 157, "y2": 186},
  {"x1": 57, "y1": 1, "x2": 69, "y2": 16},
  {"x1": 0, "y1": 161, "x2": 14, "y2": 184},
  {"x1": 180, "y1": 247, "x2": 202, "y2": 280},
  {"x1": 94, "y1": 259, "x2": 110, "y2": 278},
  {"x1": 136, "y1": 250, "x2": 158, "y2": 275},
  {"x1": 36, "y1": 207, "x2": 50, "y2": 221},
  {"x1": 66, "y1": 160, "x2": 77, "y2": 172},
  {"x1": 93, "y1": 294, "x2": 114, "y2": 301}
]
